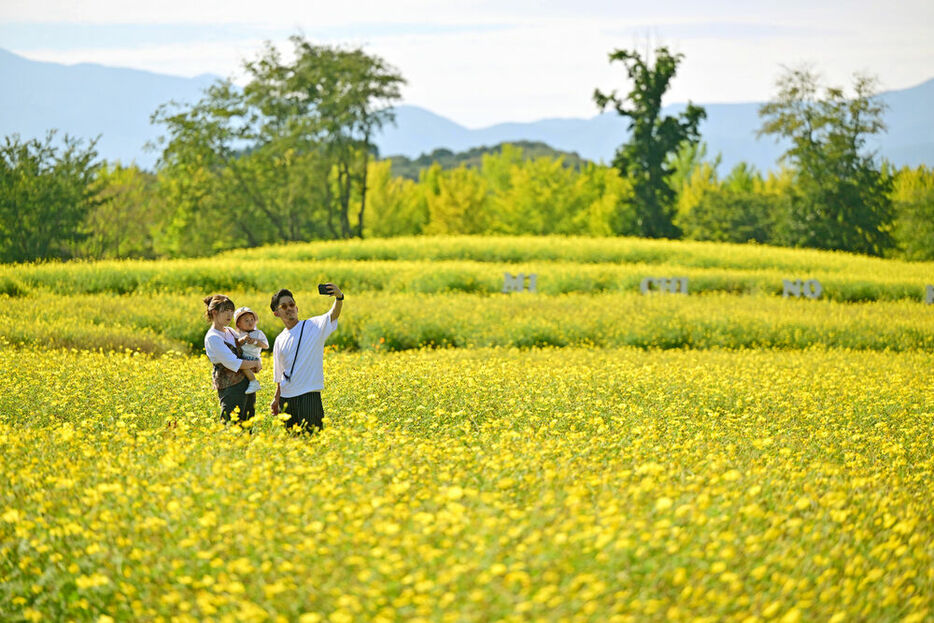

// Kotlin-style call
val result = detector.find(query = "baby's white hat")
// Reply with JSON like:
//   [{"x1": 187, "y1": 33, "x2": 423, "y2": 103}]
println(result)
[{"x1": 233, "y1": 307, "x2": 257, "y2": 326}]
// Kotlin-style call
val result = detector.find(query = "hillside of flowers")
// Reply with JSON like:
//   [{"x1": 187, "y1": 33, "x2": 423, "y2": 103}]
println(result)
[{"x1": 1, "y1": 236, "x2": 932, "y2": 621}]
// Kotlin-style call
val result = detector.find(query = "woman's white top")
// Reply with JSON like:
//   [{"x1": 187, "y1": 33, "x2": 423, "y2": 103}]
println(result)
[{"x1": 204, "y1": 326, "x2": 243, "y2": 372}]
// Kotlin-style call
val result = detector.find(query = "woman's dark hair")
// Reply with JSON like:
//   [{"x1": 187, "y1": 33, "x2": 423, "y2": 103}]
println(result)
[
  {"x1": 203, "y1": 294, "x2": 235, "y2": 322},
  {"x1": 270, "y1": 288, "x2": 294, "y2": 312}
]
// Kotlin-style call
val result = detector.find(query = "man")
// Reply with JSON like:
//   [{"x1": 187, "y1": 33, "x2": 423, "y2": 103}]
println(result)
[{"x1": 269, "y1": 284, "x2": 343, "y2": 432}]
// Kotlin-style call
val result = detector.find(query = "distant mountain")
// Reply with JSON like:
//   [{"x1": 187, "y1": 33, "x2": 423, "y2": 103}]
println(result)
[
  {"x1": 2, "y1": 47, "x2": 932, "y2": 172},
  {"x1": 379, "y1": 82, "x2": 934, "y2": 173},
  {"x1": 0, "y1": 48, "x2": 218, "y2": 168}
]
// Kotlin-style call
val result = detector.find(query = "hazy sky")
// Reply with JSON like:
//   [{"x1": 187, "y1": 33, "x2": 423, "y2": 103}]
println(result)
[{"x1": 2, "y1": 0, "x2": 932, "y2": 127}]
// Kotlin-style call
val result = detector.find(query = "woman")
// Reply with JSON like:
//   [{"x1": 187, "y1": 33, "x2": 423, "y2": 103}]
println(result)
[{"x1": 203, "y1": 294, "x2": 262, "y2": 425}]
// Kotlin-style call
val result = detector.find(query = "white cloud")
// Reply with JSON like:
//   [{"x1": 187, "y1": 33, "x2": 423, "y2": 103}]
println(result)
[
  {"x1": 16, "y1": 40, "x2": 265, "y2": 81},
  {"x1": 0, "y1": 0, "x2": 504, "y2": 26},
  {"x1": 4, "y1": 1, "x2": 934, "y2": 126}
]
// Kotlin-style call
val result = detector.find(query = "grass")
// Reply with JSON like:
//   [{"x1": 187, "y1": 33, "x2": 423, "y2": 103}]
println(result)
[
  {"x1": 2, "y1": 291, "x2": 932, "y2": 355},
  {"x1": 2, "y1": 236, "x2": 931, "y2": 302}
]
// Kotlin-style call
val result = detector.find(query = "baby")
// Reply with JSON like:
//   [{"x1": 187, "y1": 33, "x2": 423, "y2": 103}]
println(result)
[{"x1": 232, "y1": 307, "x2": 269, "y2": 395}]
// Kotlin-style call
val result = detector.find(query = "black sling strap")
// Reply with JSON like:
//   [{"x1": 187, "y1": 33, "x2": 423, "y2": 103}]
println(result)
[{"x1": 282, "y1": 320, "x2": 305, "y2": 382}]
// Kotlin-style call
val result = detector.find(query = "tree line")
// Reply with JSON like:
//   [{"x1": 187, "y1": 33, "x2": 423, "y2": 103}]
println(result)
[{"x1": 2, "y1": 36, "x2": 933, "y2": 263}]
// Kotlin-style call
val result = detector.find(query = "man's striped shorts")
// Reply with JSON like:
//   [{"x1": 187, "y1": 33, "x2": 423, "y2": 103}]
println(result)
[{"x1": 280, "y1": 391, "x2": 325, "y2": 433}]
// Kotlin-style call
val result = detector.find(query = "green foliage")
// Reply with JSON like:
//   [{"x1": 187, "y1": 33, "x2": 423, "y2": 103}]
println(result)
[
  {"x1": 479, "y1": 144, "x2": 523, "y2": 198},
  {"x1": 672, "y1": 160, "x2": 721, "y2": 219},
  {"x1": 759, "y1": 69, "x2": 893, "y2": 256},
  {"x1": 889, "y1": 165, "x2": 934, "y2": 260},
  {"x1": 363, "y1": 160, "x2": 429, "y2": 237},
  {"x1": 678, "y1": 190, "x2": 785, "y2": 244},
  {"x1": 423, "y1": 165, "x2": 490, "y2": 234},
  {"x1": 401, "y1": 146, "x2": 637, "y2": 237},
  {"x1": 571, "y1": 164, "x2": 637, "y2": 236},
  {"x1": 0, "y1": 132, "x2": 101, "y2": 262},
  {"x1": 152, "y1": 79, "x2": 330, "y2": 255},
  {"x1": 489, "y1": 156, "x2": 579, "y2": 234},
  {"x1": 256, "y1": 37, "x2": 404, "y2": 238},
  {"x1": 0, "y1": 274, "x2": 24, "y2": 297},
  {"x1": 5, "y1": 48, "x2": 929, "y2": 263},
  {"x1": 81, "y1": 163, "x2": 161, "y2": 259},
  {"x1": 668, "y1": 141, "x2": 722, "y2": 212},
  {"x1": 385, "y1": 141, "x2": 589, "y2": 180},
  {"x1": 722, "y1": 162, "x2": 762, "y2": 194},
  {"x1": 151, "y1": 35, "x2": 404, "y2": 249},
  {"x1": 595, "y1": 47, "x2": 706, "y2": 238}
]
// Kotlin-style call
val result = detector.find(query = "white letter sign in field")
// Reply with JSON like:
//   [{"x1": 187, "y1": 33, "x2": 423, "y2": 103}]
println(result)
[
  {"x1": 503, "y1": 272, "x2": 537, "y2": 293},
  {"x1": 783, "y1": 279, "x2": 823, "y2": 299},
  {"x1": 640, "y1": 277, "x2": 689, "y2": 294}
]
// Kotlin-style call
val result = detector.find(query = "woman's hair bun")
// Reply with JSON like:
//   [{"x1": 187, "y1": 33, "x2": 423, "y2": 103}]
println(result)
[{"x1": 203, "y1": 294, "x2": 234, "y2": 322}]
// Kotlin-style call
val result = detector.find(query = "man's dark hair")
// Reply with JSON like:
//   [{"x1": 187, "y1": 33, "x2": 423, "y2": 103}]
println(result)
[{"x1": 270, "y1": 288, "x2": 294, "y2": 312}]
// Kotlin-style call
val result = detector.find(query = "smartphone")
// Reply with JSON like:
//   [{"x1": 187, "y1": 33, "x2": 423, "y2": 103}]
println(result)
[{"x1": 317, "y1": 283, "x2": 330, "y2": 295}]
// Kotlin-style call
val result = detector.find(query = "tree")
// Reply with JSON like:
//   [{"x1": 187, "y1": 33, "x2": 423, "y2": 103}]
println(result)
[
  {"x1": 668, "y1": 141, "x2": 722, "y2": 219},
  {"x1": 151, "y1": 35, "x2": 404, "y2": 251},
  {"x1": 758, "y1": 68, "x2": 893, "y2": 255},
  {"x1": 152, "y1": 79, "x2": 325, "y2": 254},
  {"x1": 488, "y1": 155, "x2": 579, "y2": 234},
  {"x1": 721, "y1": 162, "x2": 762, "y2": 194},
  {"x1": 570, "y1": 164, "x2": 636, "y2": 236},
  {"x1": 594, "y1": 47, "x2": 706, "y2": 238},
  {"x1": 423, "y1": 165, "x2": 490, "y2": 234},
  {"x1": 888, "y1": 165, "x2": 934, "y2": 260},
  {"x1": 80, "y1": 163, "x2": 161, "y2": 259},
  {"x1": 242, "y1": 37, "x2": 404, "y2": 238},
  {"x1": 364, "y1": 160, "x2": 428, "y2": 237},
  {"x1": 678, "y1": 189, "x2": 784, "y2": 244},
  {"x1": 479, "y1": 144, "x2": 524, "y2": 198},
  {"x1": 0, "y1": 132, "x2": 100, "y2": 262}
]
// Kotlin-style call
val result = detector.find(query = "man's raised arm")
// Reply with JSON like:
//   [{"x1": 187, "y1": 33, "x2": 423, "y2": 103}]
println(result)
[{"x1": 326, "y1": 283, "x2": 344, "y2": 322}]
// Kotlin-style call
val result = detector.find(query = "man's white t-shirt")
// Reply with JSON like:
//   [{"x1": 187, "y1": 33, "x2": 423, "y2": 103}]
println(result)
[{"x1": 273, "y1": 312, "x2": 338, "y2": 398}]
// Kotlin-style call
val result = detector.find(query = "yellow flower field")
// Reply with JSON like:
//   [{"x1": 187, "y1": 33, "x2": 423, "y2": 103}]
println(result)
[
  {"x1": 4, "y1": 235, "x2": 933, "y2": 302},
  {"x1": 2, "y1": 291, "x2": 933, "y2": 355},
  {"x1": 2, "y1": 346, "x2": 932, "y2": 621},
  {"x1": 2, "y1": 236, "x2": 932, "y2": 620}
]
